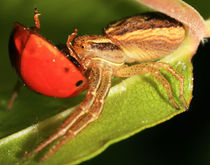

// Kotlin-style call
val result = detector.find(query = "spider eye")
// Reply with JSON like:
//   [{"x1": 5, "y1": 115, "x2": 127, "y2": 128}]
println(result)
[{"x1": 81, "y1": 45, "x2": 84, "y2": 48}]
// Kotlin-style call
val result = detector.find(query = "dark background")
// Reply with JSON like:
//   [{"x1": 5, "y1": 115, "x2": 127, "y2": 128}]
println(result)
[{"x1": 0, "y1": 0, "x2": 210, "y2": 164}]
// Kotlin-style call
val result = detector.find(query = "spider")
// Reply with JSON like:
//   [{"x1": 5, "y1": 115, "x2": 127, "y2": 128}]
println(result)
[{"x1": 10, "y1": 9, "x2": 188, "y2": 161}]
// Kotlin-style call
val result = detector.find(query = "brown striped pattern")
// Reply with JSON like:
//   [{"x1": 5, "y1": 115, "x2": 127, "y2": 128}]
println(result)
[
  {"x1": 105, "y1": 12, "x2": 185, "y2": 63},
  {"x1": 73, "y1": 35, "x2": 125, "y2": 65}
]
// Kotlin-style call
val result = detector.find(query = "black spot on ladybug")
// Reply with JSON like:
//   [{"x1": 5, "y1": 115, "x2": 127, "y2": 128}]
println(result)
[
  {"x1": 64, "y1": 67, "x2": 69, "y2": 72},
  {"x1": 76, "y1": 80, "x2": 83, "y2": 87}
]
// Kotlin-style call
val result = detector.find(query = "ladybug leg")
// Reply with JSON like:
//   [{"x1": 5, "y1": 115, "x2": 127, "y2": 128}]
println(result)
[
  {"x1": 40, "y1": 68, "x2": 112, "y2": 161},
  {"x1": 23, "y1": 67, "x2": 104, "y2": 159},
  {"x1": 7, "y1": 80, "x2": 22, "y2": 110},
  {"x1": 114, "y1": 62, "x2": 187, "y2": 110},
  {"x1": 34, "y1": 8, "x2": 41, "y2": 30}
]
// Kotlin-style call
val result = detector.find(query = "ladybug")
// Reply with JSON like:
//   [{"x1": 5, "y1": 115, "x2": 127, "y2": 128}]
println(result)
[{"x1": 8, "y1": 9, "x2": 87, "y2": 100}]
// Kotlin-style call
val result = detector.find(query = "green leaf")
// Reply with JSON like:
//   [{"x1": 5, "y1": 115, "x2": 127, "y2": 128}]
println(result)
[{"x1": 0, "y1": 0, "x2": 208, "y2": 164}]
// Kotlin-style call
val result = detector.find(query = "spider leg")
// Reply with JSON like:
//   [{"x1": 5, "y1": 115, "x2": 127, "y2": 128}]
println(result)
[
  {"x1": 66, "y1": 30, "x2": 78, "y2": 58},
  {"x1": 151, "y1": 62, "x2": 188, "y2": 109},
  {"x1": 23, "y1": 67, "x2": 102, "y2": 158},
  {"x1": 114, "y1": 62, "x2": 183, "y2": 109},
  {"x1": 66, "y1": 32, "x2": 86, "y2": 73},
  {"x1": 40, "y1": 68, "x2": 112, "y2": 161}
]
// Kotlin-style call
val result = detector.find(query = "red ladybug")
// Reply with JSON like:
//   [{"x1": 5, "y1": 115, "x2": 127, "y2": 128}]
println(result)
[{"x1": 8, "y1": 11, "x2": 87, "y2": 99}]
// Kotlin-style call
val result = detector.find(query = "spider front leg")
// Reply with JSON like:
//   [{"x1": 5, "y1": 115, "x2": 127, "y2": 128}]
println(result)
[
  {"x1": 114, "y1": 62, "x2": 188, "y2": 110},
  {"x1": 24, "y1": 67, "x2": 112, "y2": 161},
  {"x1": 41, "y1": 68, "x2": 112, "y2": 161},
  {"x1": 23, "y1": 67, "x2": 102, "y2": 158}
]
